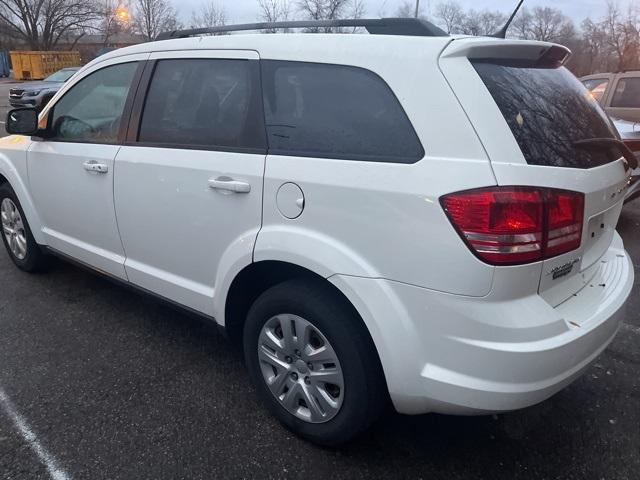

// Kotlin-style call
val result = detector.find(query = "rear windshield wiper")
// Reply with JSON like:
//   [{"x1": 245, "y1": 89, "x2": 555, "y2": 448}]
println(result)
[{"x1": 573, "y1": 138, "x2": 638, "y2": 170}]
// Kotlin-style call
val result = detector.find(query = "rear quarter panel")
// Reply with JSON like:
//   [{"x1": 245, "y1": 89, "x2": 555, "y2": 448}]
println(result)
[
  {"x1": 255, "y1": 36, "x2": 497, "y2": 297},
  {"x1": 439, "y1": 38, "x2": 631, "y2": 305}
]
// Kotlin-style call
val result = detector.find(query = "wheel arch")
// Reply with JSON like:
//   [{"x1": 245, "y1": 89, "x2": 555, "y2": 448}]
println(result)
[
  {"x1": 223, "y1": 259, "x2": 390, "y2": 405},
  {"x1": 222, "y1": 261, "x2": 383, "y2": 370}
]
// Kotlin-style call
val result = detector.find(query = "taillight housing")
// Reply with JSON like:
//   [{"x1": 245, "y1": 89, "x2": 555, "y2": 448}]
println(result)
[{"x1": 441, "y1": 187, "x2": 584, "y2": 265}]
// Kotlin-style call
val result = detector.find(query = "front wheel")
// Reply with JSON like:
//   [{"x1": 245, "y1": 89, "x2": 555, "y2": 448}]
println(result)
[
  {"x1": 0, "y1": 183, "x2": 48, "y2": 272},
  {"x1": 243, "y1": 279, "x2": 387, "y2": 446}
]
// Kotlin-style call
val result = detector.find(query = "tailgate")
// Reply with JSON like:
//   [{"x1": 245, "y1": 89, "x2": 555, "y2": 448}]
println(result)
[{"x1": 439, "y1": 38, "x2": 631, "y2": 305}]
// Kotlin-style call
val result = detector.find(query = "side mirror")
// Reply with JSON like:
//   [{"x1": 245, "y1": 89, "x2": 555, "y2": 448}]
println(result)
[{"x1": 5, "y1": 108, "x2": 39, "y2": 136}]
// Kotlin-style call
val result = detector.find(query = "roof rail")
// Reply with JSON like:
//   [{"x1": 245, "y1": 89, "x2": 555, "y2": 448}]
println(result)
[{"x1": 156, "y1": 18, "x2": 448, "y2": 41}]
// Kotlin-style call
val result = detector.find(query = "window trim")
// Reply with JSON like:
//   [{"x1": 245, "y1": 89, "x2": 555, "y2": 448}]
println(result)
[
  {"x1": 42, "y1": 60, "x2": 145, "y2": 146},
  {"x1": 125, "y1": 57, "x2": 268, "y2": 155},
  {"x1": 260, "y1": 59, "x2": 425, "y2": 164}
]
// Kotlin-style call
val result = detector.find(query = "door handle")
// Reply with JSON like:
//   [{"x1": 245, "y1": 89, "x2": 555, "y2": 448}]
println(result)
[
  {"x1": 83, "y1": 161, "x2": 108, "y2": 174},
  {"x1": 208, "y1": 177, "x2": 251, "y2": 193}
]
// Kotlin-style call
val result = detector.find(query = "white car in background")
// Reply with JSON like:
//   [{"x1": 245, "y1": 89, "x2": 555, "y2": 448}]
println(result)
[
  {"x1": 611, "y1": 117, "x2": 640, "y2": 202},
  {"x1": 582, "y1": 71, "x2": 640, "y2": 123},
  {"x1": 0, "y1": 19, "x2": 635, "y2": 445}
]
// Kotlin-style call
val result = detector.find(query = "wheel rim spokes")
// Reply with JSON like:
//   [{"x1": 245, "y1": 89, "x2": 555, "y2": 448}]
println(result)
[
  {"x1": 258, "y1": 314, "x2": 344, "y2": 424},
  {"x1": 1, "y1": 198, "x2": 27, "y2": 260}
]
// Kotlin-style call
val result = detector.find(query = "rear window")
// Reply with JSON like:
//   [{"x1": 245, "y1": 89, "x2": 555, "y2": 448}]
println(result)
[
  {"x1": 473, "y1": 61, "x2": 619, "y2": 169},
  {"x1": 138, "y1": 59, "x2": 265, "y2": 151}
]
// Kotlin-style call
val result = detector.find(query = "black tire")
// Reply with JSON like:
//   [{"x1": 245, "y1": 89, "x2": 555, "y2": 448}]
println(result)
[
  {"x1": 0, "y1": 183, "x2": 48, "y2": 272},
  {"x1": 243, "y1": 278, "x2": 387, "y2": 446}
]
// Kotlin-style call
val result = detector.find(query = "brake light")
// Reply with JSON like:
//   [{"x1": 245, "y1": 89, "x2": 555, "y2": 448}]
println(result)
[{"x1": 441, "y1": 187, "x2": 584, "y2": 265}]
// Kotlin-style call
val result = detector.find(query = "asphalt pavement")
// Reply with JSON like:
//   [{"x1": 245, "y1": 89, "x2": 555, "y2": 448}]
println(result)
[
  {"x1": 0, "y1": 76, "x2": 638, "y2": 479},
  {"x1": 0, "y1": 80, "x2": 12, "y2": 126}
]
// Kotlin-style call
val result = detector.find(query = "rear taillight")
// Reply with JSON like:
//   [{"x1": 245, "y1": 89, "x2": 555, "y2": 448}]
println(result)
[{"x1": 441, "y1": 187, "x2": 584, "y2": 265}]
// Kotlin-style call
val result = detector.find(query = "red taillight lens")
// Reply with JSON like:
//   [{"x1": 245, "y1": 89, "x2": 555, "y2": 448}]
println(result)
[
  {"x1": 546, "y1": 190, "x2": 584, "y2": 258},
  {"x1": 441, "y1": 187, "x2": 584, "y2": 265}
]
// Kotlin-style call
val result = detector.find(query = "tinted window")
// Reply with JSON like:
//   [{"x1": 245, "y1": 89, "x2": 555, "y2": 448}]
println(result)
[
  {"x1": 582, "y1": 78, "x2": 609, "y2": 103},
  {"x1": 138, "y1": 59, "x2": 265, "y2": 151},
  {"x1": 611, "y1": 78, "x2": 640, "y2": 108},
  {"x1": 473, "y1": 61, "x2": 619, "y2": 169},
  {"x1": 50, "y1": 62, "x2": 138, "y2": 143},
  {"x1": 261, "y1": 61, "x2": 424, "y2": 163}
]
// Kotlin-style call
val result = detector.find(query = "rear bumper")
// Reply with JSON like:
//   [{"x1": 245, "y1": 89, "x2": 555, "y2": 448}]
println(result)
[{"x1": 331, "y1": 233, "x2": 634, "y2": 415}]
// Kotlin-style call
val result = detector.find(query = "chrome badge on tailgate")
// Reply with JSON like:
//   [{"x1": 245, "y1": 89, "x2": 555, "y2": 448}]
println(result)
[{"x1": 547, "y1": 258, "x2": 580, "y2": 280}]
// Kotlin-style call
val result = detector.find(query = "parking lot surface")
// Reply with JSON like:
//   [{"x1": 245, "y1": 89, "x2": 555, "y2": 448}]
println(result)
[
  {"x1": 0, "y1": 77, "x2": 638, "y2": 479},
  {"x1": 0, "y1": 80, "x2": 12, "y2": 127}
]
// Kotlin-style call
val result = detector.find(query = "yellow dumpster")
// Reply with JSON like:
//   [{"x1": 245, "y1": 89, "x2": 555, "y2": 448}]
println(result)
[{"x1": 10, "y1": 51, "x2": 81, "y2": 80}]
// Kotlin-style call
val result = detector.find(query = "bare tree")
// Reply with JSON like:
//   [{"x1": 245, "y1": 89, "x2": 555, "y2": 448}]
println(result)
[
  {"x1": 296, "y1": 0, "x2": 359, "y2": 32},
  {"x1": 601, "y1": 0, "x2": 640, "y2": 71},
  {"x1": 577, "y1": 18, "x2": 609, "y2": 74},
  {"x1": 434, "y1": 1, "x2": 463, "y2": 33},
  {"x1": 0, "y1": 15, "x2": 20, "y2": 48},
  {"x1": 350, "y1": 0, "x2": 365, "y2": 20},
  {"x1": 133, "y1": 0, "x2": 180, "y2": 41},
  {"x1": 527, "y1": 6, "x2": 574, "y2": 43},
  {"x1": 258, "y1": 0, "x2": 293, "y2": 31},
  {"x1": 98, "y1": 0, "x2": 132, "y2": 46},
  {"x1": 395, "y1": 0, "x2": 429, "y2": 19},
  {"x1": 459, "y1": 9, "x2": 505, "y2": 36},
  {"x1": 510, "y1": 6, "x2": 532, "y2": 39},
  {"x1": 395, "y1": 1, "x2": 415, "y2": 18},
  {"x1": 602, "y1": 0, "x2": 625, "y2": 68},
  {"x1": 0, "y1": 0, "x2": 100, "y2": 49},
  {"x1": 191, "y1": 1, "x2": 226, "y2": 30}
]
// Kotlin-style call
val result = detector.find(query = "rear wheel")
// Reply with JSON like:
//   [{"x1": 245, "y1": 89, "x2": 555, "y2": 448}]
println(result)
[
  {"x1": 243, "y1": 279, "x2": 386, "y2": 446},
  {"x1": 0, "y1": 183, "x2": 47, "y2": 272}
]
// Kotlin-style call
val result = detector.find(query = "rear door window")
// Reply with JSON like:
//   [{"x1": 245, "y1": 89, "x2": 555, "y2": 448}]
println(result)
[
  {"x1": 473, "y1": 61, "x2": 619, "y2": 169},
  {"x1": 138, "y1": 59, "x2": 265, "y2": 151},
  {"x1": 611, "y1": 78, "x2": 640, "y2": 108},
  {"x1": 261, "y1": 60, "x2": 424, "y2": 163}
]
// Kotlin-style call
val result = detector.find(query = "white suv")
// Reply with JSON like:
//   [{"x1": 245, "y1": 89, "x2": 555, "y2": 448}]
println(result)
[{"x1": 0, "y1": 19, "x2": 635, "y2": 445}]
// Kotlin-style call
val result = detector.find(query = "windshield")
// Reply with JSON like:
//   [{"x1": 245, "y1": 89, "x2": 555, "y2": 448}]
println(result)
[
  {"x1": 44, "y1": 69, "x2": 77, "y2": 83},
  {"x1": 473, "y1": 61, "x2": 619, "y2": 169}
]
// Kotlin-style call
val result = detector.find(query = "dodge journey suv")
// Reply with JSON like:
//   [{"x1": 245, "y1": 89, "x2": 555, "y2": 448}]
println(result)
[{"x1": 0, "y1": 18, "x2": 634, "y2": 445}]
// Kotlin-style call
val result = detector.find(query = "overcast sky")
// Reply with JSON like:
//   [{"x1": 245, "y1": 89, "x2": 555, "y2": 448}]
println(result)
[{"x1": 176, "y1": 0, "x2": 633, "y2": 25}]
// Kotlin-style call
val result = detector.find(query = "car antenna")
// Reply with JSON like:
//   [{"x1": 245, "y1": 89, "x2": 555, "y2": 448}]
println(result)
[{"x1": 491, "y1": 0, "x2": 525, "y2": 38}]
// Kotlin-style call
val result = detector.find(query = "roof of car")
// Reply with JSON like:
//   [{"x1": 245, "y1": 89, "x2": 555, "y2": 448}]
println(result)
[
  {"x1": 83, "y1": 30, "x2": 562, "y2": 76},
  {"x1": 85, "y1": 32, "x2": 456, "y2": 68}
]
